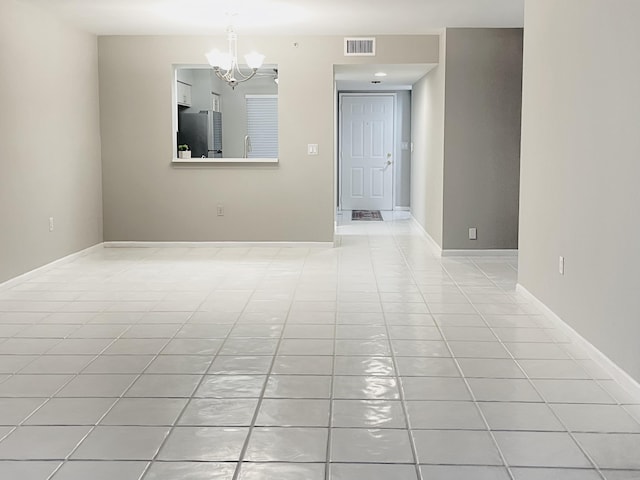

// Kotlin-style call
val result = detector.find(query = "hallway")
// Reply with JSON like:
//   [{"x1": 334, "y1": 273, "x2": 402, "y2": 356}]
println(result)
[{"x1": 0, "y1": 216, "x2": 638, "y2": 479}]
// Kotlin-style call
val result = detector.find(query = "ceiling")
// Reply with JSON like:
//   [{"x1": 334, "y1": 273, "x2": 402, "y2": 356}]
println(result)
[
  {"x1": 335, "y1": 64, "x2": 437, "y2": 91},
  {"x1": 19, "y1": 0, "x2": 524, "y2": 36}
]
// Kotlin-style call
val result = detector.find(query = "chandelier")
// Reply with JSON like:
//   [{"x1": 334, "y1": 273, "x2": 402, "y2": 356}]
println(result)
[{"x1": 205, "y1": 25, "x2": 265, "y2": 89}]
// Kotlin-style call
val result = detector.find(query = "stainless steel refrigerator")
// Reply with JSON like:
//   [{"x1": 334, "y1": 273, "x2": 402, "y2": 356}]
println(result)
[{"x1": 178, "y1": 110, "x2": 223, "y2": 158}]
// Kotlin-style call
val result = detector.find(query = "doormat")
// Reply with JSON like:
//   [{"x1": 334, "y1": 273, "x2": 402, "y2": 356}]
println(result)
[{"x1": 352, "y1": 210, "x2": 383, "y2": 221}]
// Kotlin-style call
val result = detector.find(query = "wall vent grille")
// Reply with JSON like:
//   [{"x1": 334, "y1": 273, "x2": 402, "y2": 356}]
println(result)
[{"x1": 344, "y1": 37, "x2": 376, "y2": 56}]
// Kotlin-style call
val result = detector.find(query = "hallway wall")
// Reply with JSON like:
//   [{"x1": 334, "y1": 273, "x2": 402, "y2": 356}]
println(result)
[
  {"x1": 0, "y1": 0, "x2": 103, "y2": 284},
  {"x1": 411, "y1": 32, "x2": 446, "y2": 247},
  {"x1": 519, "y1": 0, "x2": 640, "y2": 381}
]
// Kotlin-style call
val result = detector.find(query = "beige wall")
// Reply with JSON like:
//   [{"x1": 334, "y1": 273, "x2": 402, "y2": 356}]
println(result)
[
  {"x1": 98, "y1": 35, "x2": 439, "y2": 242},
  {"x1": 411, "y1": 32, "x2": 446, "y2": 247},
  {"x1": 442, "y1": 28, "x2": 523, "y2": 250},
  {"x1": 0, "y1": 0, "x2": 103, "y2": 284},
  {"x1": 519, "y1": 0, "x2": 640, "y2": 381}
]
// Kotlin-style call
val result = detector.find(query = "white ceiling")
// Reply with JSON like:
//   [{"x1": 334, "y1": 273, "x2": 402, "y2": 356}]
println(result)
[
  {"x1": 335, "y1": 64, "x2": 436, "y2": 91},
  {"x1": 19, "y1": 0, "x2": 524, "y2": 36}
]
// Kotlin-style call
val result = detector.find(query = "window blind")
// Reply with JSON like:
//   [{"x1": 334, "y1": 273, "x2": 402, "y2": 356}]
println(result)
[{"x1": 246, "y1": 95, "x2": 278, "y2": 158}]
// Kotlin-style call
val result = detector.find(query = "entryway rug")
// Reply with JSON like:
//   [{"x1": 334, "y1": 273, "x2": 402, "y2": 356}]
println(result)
[{"x1": 352, "y1": 210, "x2": 383, "y2": 221}]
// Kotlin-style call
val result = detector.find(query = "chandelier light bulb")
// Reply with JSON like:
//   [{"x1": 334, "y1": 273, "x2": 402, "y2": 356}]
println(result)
[
  {"x1": 205, "y1": 49, "x2": 223, "y2": 67},
  {"x1": 244, "y1": 52, "x2": 265, "y2": 70}
]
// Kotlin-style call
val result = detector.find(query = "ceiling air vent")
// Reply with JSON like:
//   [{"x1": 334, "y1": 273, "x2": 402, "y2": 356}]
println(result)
[{"x1": 344, "y1": 37, "x2": 376, "y2": 56}]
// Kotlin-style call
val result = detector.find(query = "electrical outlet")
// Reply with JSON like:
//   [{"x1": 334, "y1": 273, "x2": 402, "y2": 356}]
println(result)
[
  {"x1": 217, "y1": 204, "x2": 224, "y2": 216},
  {"x1": 468, "y1": 227, "x2": 477, "y2": 240},
  {"x1": 49, "y1": 217, "x2": 54, "y2": 232},
  {"x1": 559, "y1": 256, "x2": 565, "y2": 275}
]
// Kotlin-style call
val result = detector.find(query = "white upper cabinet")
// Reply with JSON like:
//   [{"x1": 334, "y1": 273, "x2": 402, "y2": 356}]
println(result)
[{"x1": 177, "y1": 81, "x2": 192, "y2": 107}]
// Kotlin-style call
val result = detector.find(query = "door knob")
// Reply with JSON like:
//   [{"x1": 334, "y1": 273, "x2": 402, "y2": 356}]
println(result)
[{"x1": 386, "y1": 160, "x2": 392, "y2": 166}]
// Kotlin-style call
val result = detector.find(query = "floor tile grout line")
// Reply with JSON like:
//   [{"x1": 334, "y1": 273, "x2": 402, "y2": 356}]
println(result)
[
  {"x1": 32, "y1": 275, "x2": 161, "y2": 480},
  {"x1": 0, "y1": 262, "x2": 198, "y2": 382},
  {"x1": 324, "y1": 245, "x2": 341, "y2": 480},
  {"x1": 34, "y1": 255, "x2": 237, "y2": 479},
  {"x1": 466, "y1": 257, "x2": 593, "y2": 363},
  {"x1": 370, "y1": 233, "x2": 424, "y2": 480},
  {"x1": 388, "y1": 225, "x2": 515, "y2": 480},
  {"x1": 463, "y1": 256, "x2": 607, "y2": 479},
  {"x1": 378, "y1": 302, "x2": 422, "y2": 474},
  {"x1": 6, "y1": 252, "x2": 157, "y2": 338},
  {"x1": 2, "y1": 422, "x2": 636, "y2": 433},
  {"x1": 139, "y1": 268, "x2": 255, "y2": 480},
  {"x1": 11, "y1": 331, "x2": 126, "y2": 433},
  {"x1": 0, "y1": 321, "x2": 71, "y2": 359},
  {"x1": 231, "y1": 248, "x2": 307, "y2": 480},
  {"x1": 0, "y1": 330, "x2": 87, "y2": 383},
  {"x1": 496, "y1": 358, "x2": 608, "y2": 477},
  {"x1": 468, "y1": 255, "x2": 640, "y2": 464},
  {"x1": 43, "y1": 312, "x2": 200, "y2": 479},
  {"x1": 526, "y1": 292, "x2": 639, "y2": 409},
  {"x1": 485, "y1": 262, "x2": 637, "y2": 409}
]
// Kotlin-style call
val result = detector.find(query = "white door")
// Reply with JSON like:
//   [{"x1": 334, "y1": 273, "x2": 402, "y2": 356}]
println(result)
[{"x1": 340, "y1": 95, "x2": 394, "y2": 211}]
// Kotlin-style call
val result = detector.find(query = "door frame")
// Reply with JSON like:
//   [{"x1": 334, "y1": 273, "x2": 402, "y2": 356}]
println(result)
[{"x1": 337, "y1": 92, "x2": 398, "y2": 212}]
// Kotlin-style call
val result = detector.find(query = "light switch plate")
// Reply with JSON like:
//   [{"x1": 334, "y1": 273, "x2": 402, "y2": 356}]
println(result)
[
  {"x1": 469, "y1": 227, "x2": 477, "y2": 240},
  {"x1": 307, "y1": 144, "x2": 319, "y2": 155}
]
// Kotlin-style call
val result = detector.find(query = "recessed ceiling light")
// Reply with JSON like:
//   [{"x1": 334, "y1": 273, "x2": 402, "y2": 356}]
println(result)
[{"x1": 374, "y1": 72, "x2": 387, "y2": 77}]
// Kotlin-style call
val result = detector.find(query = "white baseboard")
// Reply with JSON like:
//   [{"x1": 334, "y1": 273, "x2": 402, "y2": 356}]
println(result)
[
  {"x1": 394, "y1": 206, "x2": 410, "y2": 211},
  {"x1": 442, "y1": 249, "x2": 519, "y2": 257},
  {"x1": 104, "y1": 241, "x2": 334, "y2": 248},
  {"x1": 0, "y1": 243, "x2": 104, "y2": 292},
  {"x1": 516, "y1": 284, "x2": 640, "y2": 399},
  {"x1": 408, "y1": 216, "x2": 518, "y2": 258},
  {"x1": 409, "y1": 216, "x2": 443, "y2": 255}
]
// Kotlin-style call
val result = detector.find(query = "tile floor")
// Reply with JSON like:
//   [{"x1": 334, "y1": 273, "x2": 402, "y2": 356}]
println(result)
[{"x1": 0, "y1": 212, "x2": 639, "y2": 479}]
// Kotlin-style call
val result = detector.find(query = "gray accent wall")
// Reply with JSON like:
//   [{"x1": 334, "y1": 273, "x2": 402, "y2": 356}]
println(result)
[
  {"x1": 442, "y1": 28, "x2": 523, "y2": 250},
  {"x1": 411, "y1": 29, "x2": 522, "y2": 251},
  {"x1": 98, "y1": 35, "x2": 439, "y2": 242},
  {"x1": 0, "y1": 0, "x2": 103, "y2": 284},
  {"x1": 519, "y1": 0, "x2": 640, "y2": 381}
]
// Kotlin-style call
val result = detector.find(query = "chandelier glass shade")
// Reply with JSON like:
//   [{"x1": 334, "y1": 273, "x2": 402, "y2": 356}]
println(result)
[{"x1": 206, "y1": 26, "x2": 265, "y2": 89}]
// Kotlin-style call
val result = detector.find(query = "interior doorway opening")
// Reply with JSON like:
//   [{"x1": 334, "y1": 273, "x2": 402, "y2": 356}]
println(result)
[{"x1": 334, "y1": 64, "x2": 435, "y2": 225}]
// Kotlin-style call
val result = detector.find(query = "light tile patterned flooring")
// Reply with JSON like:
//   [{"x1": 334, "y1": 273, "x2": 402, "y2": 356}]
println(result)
[{"x1": 0, "y1": 213, "x2": 639, "y2": 479}]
